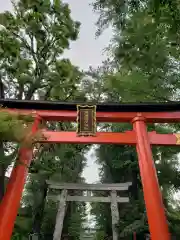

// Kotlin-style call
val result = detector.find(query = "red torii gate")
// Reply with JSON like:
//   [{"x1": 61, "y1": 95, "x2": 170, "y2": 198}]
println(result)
[{"x1": 0, "y1": 99, "x2": 180, "y2": 240}]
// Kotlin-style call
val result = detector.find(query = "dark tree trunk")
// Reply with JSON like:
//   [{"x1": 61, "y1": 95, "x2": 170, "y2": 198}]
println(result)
[
  {"x1": 32, "y1": 179, "x2": 48, "y2": 237},
  {"x1": 0, "y1": 160, "x2": 5, "y2": 201},
  {"x1": 0, "y1": 78, "x2": 5, "y2": 202},
  {"x1": 129, "y1": 154, "x2": 140, "y2": 200},
  {"x1": 131, "y1": 168, "x2": 139, "y2": 200}
]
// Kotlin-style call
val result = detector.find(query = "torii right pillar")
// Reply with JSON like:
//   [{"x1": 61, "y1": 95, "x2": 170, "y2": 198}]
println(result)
[{"x1": 132, "y1": 115, "x2": 170, "y2": 240}]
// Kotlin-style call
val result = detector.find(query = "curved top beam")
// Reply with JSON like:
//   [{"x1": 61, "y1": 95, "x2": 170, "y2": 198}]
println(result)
[{"x1": 0, "y1": 98, "x2": 180, "y2": 112}]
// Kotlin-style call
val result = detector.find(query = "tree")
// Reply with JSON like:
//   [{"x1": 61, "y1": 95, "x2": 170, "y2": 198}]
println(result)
[
  {"x1": 22, "y1": 140, "x2": 88, "y2": 239},
  {"x1": 0, "y1": 0, "x2": 88, "y2": 238},
  {"x1": 86, "y1": 1, "x2": 180, "y2": 236},
  {"x1": 92, "y1": 0, "x2": 180, "y2": 102},
  {"x1": 0, "y1": 0, "x2": 82, "y2": 200}
]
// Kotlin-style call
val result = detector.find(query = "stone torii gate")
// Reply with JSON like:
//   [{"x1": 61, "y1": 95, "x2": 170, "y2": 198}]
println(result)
[{"x1": 47, "y1": 181, "x2": 132, "y2": 240}]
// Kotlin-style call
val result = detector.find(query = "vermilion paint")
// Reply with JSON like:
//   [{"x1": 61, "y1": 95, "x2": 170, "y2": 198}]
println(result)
[
  {"x1": 0, "y1": 107, "x2": 175, "y2": 240},
  {"x1": 0, "y1": 116, "x2": 41, "y2": 240},
  {"x1": 133, "y1": 116, "x2": 170, "y2": 240},
  {"x1": 2, "y1": 108, "x2": 180, "y2": 122},
  {"x1": 41, "y1": 130, "x2": 178, "y2": 145}
]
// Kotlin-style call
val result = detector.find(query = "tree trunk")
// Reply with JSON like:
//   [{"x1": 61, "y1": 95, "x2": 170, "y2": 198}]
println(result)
[
  {"x1": 0, "y1": 78, "x2": 5, "y2": 202},
  {"x1": 32, "y1": 178, "x2": 48, "y2": 237},
  {"x1": 129, "y1": 154, "x2": 139, "y2": 200},
  {"x1": 0, "y1": 159, "x2": 5, "y2": 201},
  {"x1": 131, "y1": 168, "x2": 139, "y2": 200}
]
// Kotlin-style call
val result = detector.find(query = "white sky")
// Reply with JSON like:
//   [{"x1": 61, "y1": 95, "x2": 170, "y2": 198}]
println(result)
[
  {"x1": 63, "y1": 0, "x2": 112, "y2": 71},
  {"x1": 1, "y1": 0, "x2": 113, "y2": 183}
]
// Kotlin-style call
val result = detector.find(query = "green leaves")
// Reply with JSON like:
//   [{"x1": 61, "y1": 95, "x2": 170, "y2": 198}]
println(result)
[
  {"x1": 92, "y1": 0, "x2": 180, "y2": 102},
  {"x1": 90, "y1": 0, "x2": 180, "y2": 237},
  {"x1": 0, "y1": 0, "x2": 87, "y2": 239},
  {"x1": 0, "y1": 0, "x2": 81, "y2": 101}
]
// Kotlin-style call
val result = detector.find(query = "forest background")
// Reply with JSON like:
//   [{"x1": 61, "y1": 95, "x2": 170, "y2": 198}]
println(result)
[{"x1": 1, "y1": 0, "x2": 180, "y2": 239}]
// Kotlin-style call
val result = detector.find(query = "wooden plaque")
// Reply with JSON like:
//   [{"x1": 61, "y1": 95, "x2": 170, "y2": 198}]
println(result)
[{"x1": 77, "y1": 105, "x2": 96, "y2": 136}]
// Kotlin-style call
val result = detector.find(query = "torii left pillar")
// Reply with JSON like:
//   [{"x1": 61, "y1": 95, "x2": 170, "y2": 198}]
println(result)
[{"x1": 0, "y1": 116, "x2": 41, "y2": 240}]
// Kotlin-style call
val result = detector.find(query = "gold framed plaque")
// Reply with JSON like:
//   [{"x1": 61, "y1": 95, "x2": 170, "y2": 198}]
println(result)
[
  {"x1": 174, "y1": 133, "x2": 180, "y2": 145},
  {"x1": 76, "y1": 105, "x2": 96, "y2": 136}
]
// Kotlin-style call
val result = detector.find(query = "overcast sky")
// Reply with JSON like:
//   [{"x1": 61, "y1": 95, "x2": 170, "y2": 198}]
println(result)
[
  {"x1": 1, "y1": 0, "x2": 112, "y2": 183},
  {"x1": 63, "y1": 0, "x2": 112, "y2": 70}
]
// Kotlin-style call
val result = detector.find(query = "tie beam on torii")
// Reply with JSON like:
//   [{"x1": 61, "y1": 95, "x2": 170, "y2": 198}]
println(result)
[{"x1": 1, "y1": 99, "x2": 180, "y2": 240}]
